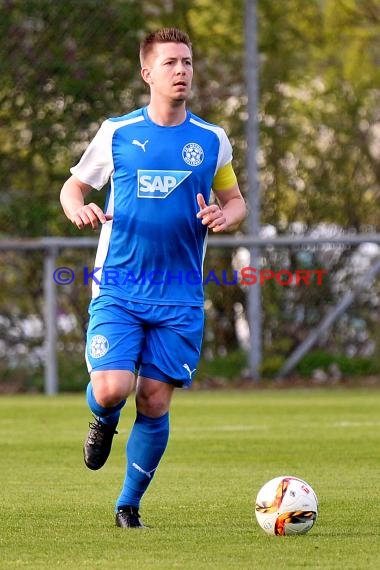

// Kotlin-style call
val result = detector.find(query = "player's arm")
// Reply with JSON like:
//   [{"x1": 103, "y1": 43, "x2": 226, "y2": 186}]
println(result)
[
  {"x1": 196, "y1": 162, "x2": 246, "y2": 232},
  {"x1": 60, "y1": 175, "x2": 112, "y2": 230}
]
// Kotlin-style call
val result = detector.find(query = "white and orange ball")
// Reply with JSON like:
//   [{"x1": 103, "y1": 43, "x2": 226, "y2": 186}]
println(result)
[{"x1": 255, "y1": 476, "x2": 318, "y2": 536}]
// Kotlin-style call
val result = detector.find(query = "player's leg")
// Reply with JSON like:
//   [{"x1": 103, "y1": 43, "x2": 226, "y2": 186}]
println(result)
[
  {"x1": 84, "y1": 370, "x2": 135, "y2": 470},
  {"x1": 115, "y1": 304, "x2": 203, "y2": 528},
  {"x1": 115, "y1": 376, "x2": 174, "y2": 528},
  {"x1": 84, "y1": 296, "x2": 145, "y2": 470}
]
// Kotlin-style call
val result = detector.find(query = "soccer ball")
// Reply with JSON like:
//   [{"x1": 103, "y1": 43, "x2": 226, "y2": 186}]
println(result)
[{"x1": 255, "y1": 475, "x2": 318, "y2": 536}]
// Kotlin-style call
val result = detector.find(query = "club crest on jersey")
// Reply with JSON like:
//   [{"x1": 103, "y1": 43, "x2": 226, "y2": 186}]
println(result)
[
  {"x1": 182, "y1": 142, "x2": 204, "y2": 166},
  {"x1": 137, "y1": 170, "x2": 192, "y2": 198}
]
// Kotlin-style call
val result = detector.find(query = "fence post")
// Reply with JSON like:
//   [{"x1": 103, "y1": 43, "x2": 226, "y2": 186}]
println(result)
[
  {"x1": 43, "y1": 246, "x2": 58, "y2": 395},
  {"x1": 245, "y1": 0, "x2": 262, "y2": 381}
]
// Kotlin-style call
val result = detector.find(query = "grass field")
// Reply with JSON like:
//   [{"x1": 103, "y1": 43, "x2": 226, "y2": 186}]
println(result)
[{"x1": 1, "y1": 387, "x2": 379, "y2": 569}]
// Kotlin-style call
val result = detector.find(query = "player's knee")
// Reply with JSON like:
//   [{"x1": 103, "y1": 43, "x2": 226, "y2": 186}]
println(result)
[
  {"x1": 93, "y1": 384, "x2": 122, "y2": 407},
  {"x1": 91, "y1": 372, "x2": 133, "y2": 408},
  {"x1": 136, "y1": 392, "x2": 169, "y2": 418}
]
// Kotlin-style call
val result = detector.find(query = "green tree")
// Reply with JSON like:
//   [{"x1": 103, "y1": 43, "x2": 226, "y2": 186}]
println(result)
[
  {"x1": 0, "y1": 0, "x2": 145, "y2": 237},
  {"x1": 257, "y1": 0, "x2": 380, "y2": 370},
  {"x1": 1, "y1": 0, "x2": 379, "y2": 388},
  {"x1": 259, "y1": 0, "x2": 380, "y2": 230}
]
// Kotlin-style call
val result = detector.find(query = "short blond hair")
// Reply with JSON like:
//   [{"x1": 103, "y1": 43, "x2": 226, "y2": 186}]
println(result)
[{"x1": 140, "y1": 28, "x2": 192, "y2": 66}]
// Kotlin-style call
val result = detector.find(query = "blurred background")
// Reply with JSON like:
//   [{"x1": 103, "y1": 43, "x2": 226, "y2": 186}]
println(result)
[{"x1": 0, "y1": 0, "x2": 379, "y2": 393}]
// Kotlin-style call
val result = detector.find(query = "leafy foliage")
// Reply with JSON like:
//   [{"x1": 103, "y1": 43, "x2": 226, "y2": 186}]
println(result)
[{"x1": 0, "y1": 0, "x2": 379, "y2": 388}]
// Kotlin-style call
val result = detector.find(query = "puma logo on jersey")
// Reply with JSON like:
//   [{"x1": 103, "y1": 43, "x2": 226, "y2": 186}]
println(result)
[
  {"x1": 132, "y1": 139, "x2": 149, "y2": 152},
  {"x1": 183, "y1": 363, "x2": 196, "y2": 379},
  {"x1": 137, "y1": 169, "x2": 192, "y2": 198}
]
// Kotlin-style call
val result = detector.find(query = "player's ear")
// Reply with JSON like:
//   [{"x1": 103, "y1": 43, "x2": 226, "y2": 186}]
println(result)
[{"x1": 141, "y1": 66, "x2": 152, "y2": 85}]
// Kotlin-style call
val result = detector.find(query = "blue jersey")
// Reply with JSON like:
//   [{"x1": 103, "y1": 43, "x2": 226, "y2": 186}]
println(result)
[{"x1": 71, "y1": 107, "x2": 233, "y2": 306}]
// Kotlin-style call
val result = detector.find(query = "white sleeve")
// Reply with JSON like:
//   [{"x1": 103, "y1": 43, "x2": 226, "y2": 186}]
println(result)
[
  {"x1": 216, "y1": 128, "x2": 233, "y2": 172},
  {"x1": 70, "y1": 120, "x2": 115, "y2": 190}
]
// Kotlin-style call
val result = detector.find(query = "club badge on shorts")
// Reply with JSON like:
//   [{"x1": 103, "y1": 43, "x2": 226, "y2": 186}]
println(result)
[{"x1": 89, "y1": 334, "x2": 109, "y2": 358}]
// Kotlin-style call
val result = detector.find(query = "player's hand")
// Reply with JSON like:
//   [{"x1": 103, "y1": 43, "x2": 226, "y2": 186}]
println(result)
[
  {"x1": 196, "y1": 193, "x2": 228, "y2": 232},
  {"x1": 70, "y1": 203, "x2": 113, "y2": 230}
]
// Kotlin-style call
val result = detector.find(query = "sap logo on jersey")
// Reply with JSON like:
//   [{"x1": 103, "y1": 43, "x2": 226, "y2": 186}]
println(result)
[{"x1": 137, "y1": 170, "x2": 192, "y2": 198}]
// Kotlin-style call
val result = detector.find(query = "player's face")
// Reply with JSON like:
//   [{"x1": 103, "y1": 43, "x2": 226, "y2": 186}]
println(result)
[{"x1": 142, "y1": 42, "x2": 193, "y2": 103}]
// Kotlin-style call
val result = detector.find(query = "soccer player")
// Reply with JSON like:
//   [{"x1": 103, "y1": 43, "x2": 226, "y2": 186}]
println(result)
[{"x1": 60, "y1": 27, "x2": 246, "y2": 528}]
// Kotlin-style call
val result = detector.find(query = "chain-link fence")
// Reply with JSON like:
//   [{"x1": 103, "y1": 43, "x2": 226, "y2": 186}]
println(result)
[{"x1": 1, "y1": 235, "x2": 379, "y2": 393}]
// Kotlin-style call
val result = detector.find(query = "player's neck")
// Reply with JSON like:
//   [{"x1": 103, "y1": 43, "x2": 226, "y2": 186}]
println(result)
[{"x1": 146, "y1": 102, "x2": 187, "y2": 127}]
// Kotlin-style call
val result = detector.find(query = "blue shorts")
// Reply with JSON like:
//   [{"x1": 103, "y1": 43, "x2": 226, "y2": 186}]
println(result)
[{"x1": 85, "y1": 296, "x2": 204, "y2": 388}]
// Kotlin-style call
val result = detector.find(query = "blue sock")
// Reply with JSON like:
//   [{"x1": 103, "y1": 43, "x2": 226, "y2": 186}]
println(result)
[
  {"x1": 116, "y1": 412, "x2": 170, "y2": 510},
  {"x1": 86, "y1": 382, "x2": 125, "y2": 426}
]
